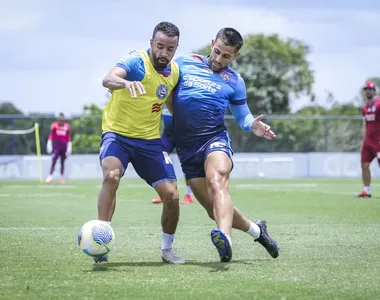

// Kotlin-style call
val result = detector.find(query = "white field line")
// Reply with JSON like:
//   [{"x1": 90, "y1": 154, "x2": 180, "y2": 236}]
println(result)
[
  {"x1": 0, "y1": 225, "x2": 211, "y2": 231},
  {"x1": 4, "y1": 185, "x2": 77, "y2": 189}
]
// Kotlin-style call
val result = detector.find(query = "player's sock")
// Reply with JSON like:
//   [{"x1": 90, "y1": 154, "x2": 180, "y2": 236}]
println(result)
[
  {"x1": 246, "y1": 221, "x2": 261, "y2": 239},
  {"x1": 185, "y1": 185, "x2": 193, "y2": 195},
  {"x1": 50, "y1": 157, "x2": 58, "y2": 175},
  {"x1": 364, "y1": 186, "x2": 371, "y2": 194},
  {"x1": 60, "y1": 157, "x2": 65, "y2": 176},
  {"x1": 161, "y1": 232, "x2": 174, "y2": 250},
  {"x1": 226, "y1": 234, "x2": 232, "y2": 247}
]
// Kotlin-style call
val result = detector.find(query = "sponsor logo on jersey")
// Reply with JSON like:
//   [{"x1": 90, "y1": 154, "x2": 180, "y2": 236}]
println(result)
[{"x1": 152, "y1": 103, "x2": 163, "y2": 113}]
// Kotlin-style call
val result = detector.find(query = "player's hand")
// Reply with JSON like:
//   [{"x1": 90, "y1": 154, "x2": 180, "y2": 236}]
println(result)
[
  {"x1": 46, "y1": 140, "x2": 53, "y2": 154},
  {"x1": 66, "y1": 142, "x2": 72, "y2": 156},
  {"x1": 251, "y1": 114, "x2": 276, "y2": 140},
  {"x1": 125, "y1": 81, "x2": 146, "y2": 98}
]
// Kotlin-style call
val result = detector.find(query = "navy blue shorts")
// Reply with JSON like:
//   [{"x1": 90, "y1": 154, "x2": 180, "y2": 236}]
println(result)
[
  {"x1": 177, "y1": 131, "x2": 233, "y2": 180},
  {"x1": 161, "y1": 127, "x2": 176, "y2": 154},
  {"x1": 161, "y1": 114, "x2": 175, "y2": 153},
  {"x1": 99, "y1": 132, "x2": 176, "y2": 187}
]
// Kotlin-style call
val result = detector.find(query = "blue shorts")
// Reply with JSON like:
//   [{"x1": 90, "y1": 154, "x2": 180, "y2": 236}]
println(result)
[
  {"x1": 161, "y1": 114, "x2": 175, "y2": 153},
  {"x1": 161, "y1": 127, "x2": 175, "y2": 154},
  {"x1": 177, "y1": 131, "x2": 233, "y2": 180},
  {"x1": 99, "y1": 132, "x2": 176, "y2": 187}
]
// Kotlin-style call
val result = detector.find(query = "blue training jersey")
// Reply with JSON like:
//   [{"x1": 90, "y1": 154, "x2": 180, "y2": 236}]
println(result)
[{"x1": 172, "y1": 54, "x2": 247, "y2": 147}]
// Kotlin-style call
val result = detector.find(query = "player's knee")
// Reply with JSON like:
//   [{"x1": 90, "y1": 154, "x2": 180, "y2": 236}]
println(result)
[
  {"x1": 103, "y1": 169, "x2": 121, "y2": 187},
  {"x1": 162, "y1": 188, "x2": 179, "y2": 209},
  {"x1": 206, "y1": 172, "x2": 228, "y2": 192},
  {"x1": 361, "y1": 162, "x2": 370, "y2": 169}
]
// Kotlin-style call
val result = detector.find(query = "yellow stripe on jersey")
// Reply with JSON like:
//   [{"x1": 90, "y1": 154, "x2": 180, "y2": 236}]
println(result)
[{"x1": 102, "y1": 50, "x2": 179, "y2": 139}]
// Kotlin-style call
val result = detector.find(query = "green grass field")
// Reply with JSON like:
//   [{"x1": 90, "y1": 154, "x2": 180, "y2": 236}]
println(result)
[{"x1": 1, "y1": 178, "x2": 380, "y2": 300}]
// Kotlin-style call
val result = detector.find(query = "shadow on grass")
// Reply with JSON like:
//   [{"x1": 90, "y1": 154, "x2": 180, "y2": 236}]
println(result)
[{"x1": 86, "y1": 258, "x2": 272, "y2": 273}]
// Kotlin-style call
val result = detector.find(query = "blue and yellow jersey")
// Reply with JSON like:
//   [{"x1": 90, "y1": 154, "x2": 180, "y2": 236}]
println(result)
[{"x1": 102, "y1": 49, "x2": 179, "y2": 139}]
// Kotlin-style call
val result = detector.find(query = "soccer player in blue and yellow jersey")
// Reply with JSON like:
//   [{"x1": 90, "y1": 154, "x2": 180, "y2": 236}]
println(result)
[
  {"x1": 151, "y1": 105, "x2": 194, "y2": 205},
  {"x1": 97, "y1": 22, "x2": 184, "y2": 264},
  {"x1": 169, "y1": 28, "x2": 279, "y2": 262}
]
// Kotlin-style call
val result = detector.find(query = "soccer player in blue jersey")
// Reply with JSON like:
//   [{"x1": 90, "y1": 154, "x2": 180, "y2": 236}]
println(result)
[
  {"x1": 169, "y1": 27, "x2": 279, "y2": 262},
  {"x1": 152, "y1": 106, "x2": 194, "y2": 205},
  {"x1": 98, "y1": 22, "x2": 185, "y2": 264}
]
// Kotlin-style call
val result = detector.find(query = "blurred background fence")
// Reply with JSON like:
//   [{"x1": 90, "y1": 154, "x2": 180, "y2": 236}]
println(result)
[{"x1": 0, "y1": 114, "x2": 363, "y2": 155}]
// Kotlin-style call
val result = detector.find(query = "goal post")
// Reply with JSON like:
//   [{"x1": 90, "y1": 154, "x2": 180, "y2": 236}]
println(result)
[{"x1": 0, "y1": 122, "x2": 43, "y2": 183}]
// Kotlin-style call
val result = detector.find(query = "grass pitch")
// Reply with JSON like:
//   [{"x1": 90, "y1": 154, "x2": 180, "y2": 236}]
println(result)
[{"x1": 1, "y1": 178, "x2": 380, "y2": 300}]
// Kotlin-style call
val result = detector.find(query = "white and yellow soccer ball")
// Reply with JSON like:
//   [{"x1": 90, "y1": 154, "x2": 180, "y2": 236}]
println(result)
[{"x1": 77, "y1": 220, "x2": 115, "y2": 257}]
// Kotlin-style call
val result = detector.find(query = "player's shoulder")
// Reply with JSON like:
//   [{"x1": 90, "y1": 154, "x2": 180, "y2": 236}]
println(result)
[
  {"x1": 175, "y1": 53, "x2": 204, "y2": 66},
  {"x1": 51, "y1": 121, "x2": 58, "y2": 128},
  {"x1": 117, "y1": 50, "x2": 144, "y2": 66}
]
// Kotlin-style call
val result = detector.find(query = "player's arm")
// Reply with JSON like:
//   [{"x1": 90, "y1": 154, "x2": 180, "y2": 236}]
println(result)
[
  {"x1": 229, "y1": 76, "x2": 275, "y2": 139},
  {"x1": 46, "y1": 123, "x2": 54, "y2": 153},
  {"x1": 102, "y1": 52, "x2": 146, "y2": 97},
  {"x1": 362, "y1": 118, "x2": 366, "y2": 139},
  {"x1": 66, "y1": 125, "x2": 72, "y2": 155},
  {"x1": 102, "y1": 67, "x2": 129, "y2": 90}
]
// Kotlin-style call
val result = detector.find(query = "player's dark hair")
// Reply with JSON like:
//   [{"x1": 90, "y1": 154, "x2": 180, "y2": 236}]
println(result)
[
  {"x1": 215, "y1": 27, "x2": 244, "y2": 51},
  {"x1": 59, "y1": 112, "x2": 64, "y2": 117},
  {"x1": 152, "y1": 21, "x2": 180, "y2": 39}
]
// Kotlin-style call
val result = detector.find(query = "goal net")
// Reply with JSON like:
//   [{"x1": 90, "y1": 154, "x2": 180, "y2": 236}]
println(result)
[{"x1": 0, "y1": 123, "x2": 43, "y2": 182}]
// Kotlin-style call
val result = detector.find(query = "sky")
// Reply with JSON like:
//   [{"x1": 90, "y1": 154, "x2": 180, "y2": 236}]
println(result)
[{"x1": 1, "y1": 0, "x2": 380, "y2": 116}]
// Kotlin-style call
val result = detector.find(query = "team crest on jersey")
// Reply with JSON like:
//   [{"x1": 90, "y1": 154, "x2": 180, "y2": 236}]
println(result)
[
  {"x1": 219, "y1": 72, "x2": 230, "y2": 81},
  {"x1": 156, "y1": 84, "x2": 168, "y2": 100}
]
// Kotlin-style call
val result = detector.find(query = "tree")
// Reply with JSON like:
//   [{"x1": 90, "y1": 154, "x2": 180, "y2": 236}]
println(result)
[
  {"x1": 70, "y1": 104, "x2": 103, "y2": 154},
  {"x1": 196, "y1": 34, "x2": 314, "y2": 152},
  {"x1": 196, "y1": 34, "x2": 314, "y2": 114}
]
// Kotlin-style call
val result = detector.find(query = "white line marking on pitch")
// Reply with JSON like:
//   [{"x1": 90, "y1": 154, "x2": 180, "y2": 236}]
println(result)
[{"x1": 4, "y1": 185, "x2": 77, "y2": 189}]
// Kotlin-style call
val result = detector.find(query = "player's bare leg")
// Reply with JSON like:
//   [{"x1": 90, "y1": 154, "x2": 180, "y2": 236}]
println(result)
[
  {"x1": 94, "y1": 156, "x2": 121, "y2": 263},
  {"x1": 188, "y1": 156, "x2": 279, "y2": 261},
  {"x1": 205, "y1": 151, "x2": 234, "y2": 235},
  {"x1": 203, "y1": 151, "x2": 234, "y2": 261},
  {"x1": 359, "y1": 162, "x2": 372, "y2": 197},
  {"x1": 189, "y1": 178, "x2": 250, "y2": 231},
  {"x1": 152, "y1": 181, "x2": 194, "y2": 205},
  {"x1": 98, "y1": 156, "x2": 122, "y2": 222},
  {"x1": 155, "y1": 181, "x2": 184, "y2": 264}
]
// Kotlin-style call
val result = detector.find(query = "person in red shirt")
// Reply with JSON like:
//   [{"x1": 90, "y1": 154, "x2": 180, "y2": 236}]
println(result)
[
  {"x1": 358, "y1": 81, "x2": 380, "y2": 197},
  {"x1": 45, "y1": 113, "x2": 72, "y2": 184}
]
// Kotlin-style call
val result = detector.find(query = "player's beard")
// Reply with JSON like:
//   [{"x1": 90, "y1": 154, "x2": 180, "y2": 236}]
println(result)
[
  {"x1": 154, "y1": 56, "x2": 169, "y2": 69},
  {"x1": 208, "y1": 56, "x2": 224, "y2": 72},
  {"x1": 366, "y1": 92, "x2": 375, "y2": 100}
]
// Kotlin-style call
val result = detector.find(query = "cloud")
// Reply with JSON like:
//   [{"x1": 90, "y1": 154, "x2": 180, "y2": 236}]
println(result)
[{"x1": 1, "y1": 0, "x2": 379, "y2": 115}]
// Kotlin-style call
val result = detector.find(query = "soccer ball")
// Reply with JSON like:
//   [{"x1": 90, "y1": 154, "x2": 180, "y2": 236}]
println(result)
[{"x1": 77, "y1": 220, "x2": 115, "y2": 257}]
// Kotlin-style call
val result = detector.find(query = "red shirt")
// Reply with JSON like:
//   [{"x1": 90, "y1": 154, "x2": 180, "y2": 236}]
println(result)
[
  {"x1": 48, "y1": 122, "x2": 71, "y2": 144},
  {"x1": 362, "y1": 98, "x2": 380, "y2": 142}
]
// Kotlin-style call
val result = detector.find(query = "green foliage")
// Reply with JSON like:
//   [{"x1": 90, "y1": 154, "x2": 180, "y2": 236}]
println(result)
[
  {"x1": 196, "y1": 34, "x2": 315, "y2": 152},
  {"x1": 71, "y1": 105, "x2": 103, "y2": 154},
  {"x1": 195, "y1": 34, "x2": 314, "y2": 114}
]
